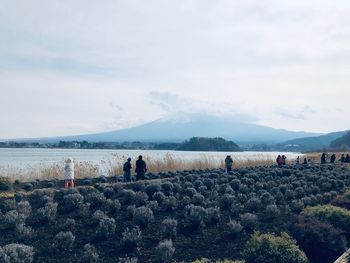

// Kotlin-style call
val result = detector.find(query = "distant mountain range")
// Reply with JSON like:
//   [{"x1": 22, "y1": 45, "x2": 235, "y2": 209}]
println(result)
[
  {"x1": 330, "y1": 131, "x2": 350, "y2": 149},
  {"x1": 278, "y1": 130, "x2": 349, "y2": 151},
  {"x1": 8, "y1": 114, "x2": 323, "y2": 144}
]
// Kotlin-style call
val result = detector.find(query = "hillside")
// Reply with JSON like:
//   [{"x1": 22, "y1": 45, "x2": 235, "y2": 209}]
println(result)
[
  {"x1": 277, "y1": 130, "x2": 348, "y2": 152},
  {"x1": 9, "y1": 114, "x2": 322, "y2": 144},
  {"x1": 177, "y1": 137, "x2": 241, "y2": 152},
  {"x1": 330, "y1": 131, "x2": 350, "y2": 150}
]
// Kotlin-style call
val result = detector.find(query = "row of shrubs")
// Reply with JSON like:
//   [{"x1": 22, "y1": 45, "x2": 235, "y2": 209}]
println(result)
[{"x1": 0, "y1": 164, "x2": 349, "y2": 262}]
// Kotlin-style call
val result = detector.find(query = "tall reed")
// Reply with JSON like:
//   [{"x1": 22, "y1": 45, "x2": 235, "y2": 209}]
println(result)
[{"x1": 1, "y1": 153, "x2": 284, "y2": 182}]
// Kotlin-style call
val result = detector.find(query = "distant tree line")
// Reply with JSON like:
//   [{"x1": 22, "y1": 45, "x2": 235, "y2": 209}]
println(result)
[
  {"x1": 0, "y1": 142, "x2": 41, "y2": 148},
  {"x1": 0, "y1": 137, "x2": 241, "y2": 152},
  {"x1": 0, "y1": 141, "x2": 153, "y2": 150},
  {"x1": 154, "y1": 137, "x2": 241, "y2": 152}
]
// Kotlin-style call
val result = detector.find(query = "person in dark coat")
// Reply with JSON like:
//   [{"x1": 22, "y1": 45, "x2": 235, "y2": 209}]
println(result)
[
  {"x1": 330, "y1": 154, "x2": 336, "y2": 163},
  {"x1": 321, "y1": 153, "x2": 326, "y2": 164},
  {"x1": 345, "y1": 154, "x2": 350, "y2": 163},
  {"x1": 303, "y1": 158, "x2": 308, "y2": 165},
  {"x1": 135, "y1": 155, "x2": 147, "y2": 180},
  {"x1": 296, "y1": 156, "x2": 300, "y2": 165},
  {"x1": 340, "y1": 154, "x2": 345, "y2": 163},
  {"x1": 123, "y1": 157, "x2": 132, "y2": 182},
  {"x1": 282, "y1": 155, "x2": 287, "y2": 165},
  {"x1": 276, "y1": 155, "x2": 283, "y2": 167},
  {"x1": 224, "y1": 155, "x2": 233, "y2": 173}
]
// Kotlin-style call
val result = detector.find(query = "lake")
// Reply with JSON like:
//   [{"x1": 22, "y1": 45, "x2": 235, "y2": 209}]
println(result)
[{"x1": 0, "y1": 148, "x2": 301, "y2": 169}]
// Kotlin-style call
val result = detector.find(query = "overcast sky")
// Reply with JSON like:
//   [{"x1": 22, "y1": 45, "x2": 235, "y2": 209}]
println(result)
[{"x1": 1, "y1": 0, "x2": 350, "y2": 139}]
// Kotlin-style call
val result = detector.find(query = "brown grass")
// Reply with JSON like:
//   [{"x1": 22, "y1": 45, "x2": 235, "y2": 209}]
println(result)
[
  {"x1": 0, "y1": 161, "x2": 100, "y2": 182},
  {"x1": 303, "y1": 152, "x2": 350, "y2": 164},
  {"x1": 101, "y1": 153, "x2": 277, "y2": 175},
  {"x1": 0, "y1": 153, "x2": 280, "y2": 182}
]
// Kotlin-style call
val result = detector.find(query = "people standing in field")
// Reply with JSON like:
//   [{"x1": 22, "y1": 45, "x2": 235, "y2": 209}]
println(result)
[
  {"x1": 340, "y1": 154, "x2": 345, "y2": 163},
  {"x1": 123, "y1": 157, "x2": 132, "y2": 182},
  {"x1": 282, "y1": 155, "x2": 287, "y2": 165},
  {"x1": 135, "y1": 155, "x2": 147, "y2": 180},
  {"x1": 64, "y1": 158, "x2": 75, "y2": 189},
  {"x1": 321, "y1": 153, "x2": 326, "y2": 164},
  {"x1": 346, "y1": 154, "x2": 350, "y2": 163},
  {"x1": 330, "y1": 154, "x2": 336, "y2": 163},
  {"x1": 224, "y1": 155, "x2": 233, "y2": 173},
  {"x1": 276, "y1": 155, "x2": 283, "y2": 167}
]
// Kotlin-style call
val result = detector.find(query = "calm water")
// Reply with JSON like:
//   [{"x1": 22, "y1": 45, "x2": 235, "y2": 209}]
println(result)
[{"x1": 0, "y1": 148, "x2": 300, "y2": 169}]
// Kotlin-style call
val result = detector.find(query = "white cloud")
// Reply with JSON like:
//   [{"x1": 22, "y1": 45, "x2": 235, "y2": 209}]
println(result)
[
  {"x1": 148, "y1": 91, "x2": 258, "y2": 123},
  {"x1": 273, "y1": 106, "x2": 317, "y2": 120},
  {"x1": 1, "y1": 0, "x2": 350, "y2": 138}
]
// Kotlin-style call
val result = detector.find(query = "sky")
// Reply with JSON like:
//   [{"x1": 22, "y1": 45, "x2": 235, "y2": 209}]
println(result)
[{"x1": 1, "y1": 0, "x2": 350, "y2": 139}]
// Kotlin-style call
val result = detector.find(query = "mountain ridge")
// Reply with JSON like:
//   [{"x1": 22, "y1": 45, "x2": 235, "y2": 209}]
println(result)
[
  {"x1": 2, "y1": 114, "x2": 323, "y2": 144},
  {"x1": 330, "y1": 131, "x2": 350, "y2": 149},
  {"x1": 278, "y1": 130, "x2": 349, "y2": 151}
]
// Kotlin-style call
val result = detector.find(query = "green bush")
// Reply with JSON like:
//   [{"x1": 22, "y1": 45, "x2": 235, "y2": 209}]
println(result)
[
  {"x1": 291, "y1": 216, "x2": 347, "y2": 263},
  {"x1": 53, "y1": 231, "x2": 75, "y2": 252},
  {"x1": 16, "y1": 201, "x2": 32, "y2": 221},
  {"x1": 184, "y1": 205, "x2": 207, "y2": 229},
  {"x1": 62, "y1": 193, "x2": 84, "y2": 212},
  {"x1": 145, "y1": 183, "x2": 161, "y2": 197},
  {"x1": 242, "y1": 232, "x2": 308, "y2": 263},
  {"x1": 155, "y1": 239, "x2": 175, "y2": 263},
  {"x1": 227, "y1": 218, "x2": 243, "y2": 236},
  {"x1": 192, "y1": 259, "x2": 244, "y2": 263},
  {"x1": 121, "y1": 226, "x2": 141, "y2": 252},
  {"x1": 161, "y1": 196, "x2": 178, "y2": 211},
  {"x1": 81, "y1": 243, "x2": 99, "y2": 263},
  {"x1": 331, "y1": 189, "x2": 350, "y2": 209},
  {"x1": 161, "y1": 218, "x2": 177, "y2": 239},
  {"x1": 15, "y1": 223, "x2": 33, "y2": 239},
  {"x1": 2, "y1": 210, "x2": 20, "y2": 229},
  {"x1": 0, "y1": 177, "x2": 12, "y2": 191},
  {"x1": 0, "y1": 243, "x2": 34, "y2": 263},
  {"x1": 340, "y1": 189, "x2": 350, "y2": 199},
  {"x1": 96, "y1": 216, "x2": 116, "y2": 238},
  {"x1": 132, "y1": 206, "x2": 154, "y2": 228},
  {"x1": 118, "y1": 257, "x2": 138, "y2": 263},
  {"x1": 36, "y1": 201, "x2": 58, "y2": 223},
  {"x1": 239, "y1": 213, "x2": 258, "y2": 231},
  {"x1": 206, "y1": 207, "x2": 221, "y2": 225},
  {"x1": 301, "y1": 205, "x2": 350, "y2": 233}
]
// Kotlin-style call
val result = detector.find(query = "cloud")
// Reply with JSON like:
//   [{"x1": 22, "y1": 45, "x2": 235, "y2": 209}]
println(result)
[
  {"x1": 148, "y1": 91, "x2": 258, "y2": 123},
  {"x1": 2, "y1": 0, "x2": 350, "y2": 77},
  {"x1": 109, "y1": 102, "x2": 123, "y2": 112},
  {"x1": 1, "y1": 1, "x2": 350, "y2": 137},
  {"x1": 274, "y1": 106, "x2": 317, "y2": 120}
]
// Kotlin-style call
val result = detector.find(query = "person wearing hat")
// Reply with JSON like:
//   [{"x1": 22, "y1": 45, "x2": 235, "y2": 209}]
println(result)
[
  {"x1": 64, "y1": 158, "x2": 75, "y2": 188},
  {"x1": 135, "y1": 155, "x2": 147, "y2": 180},
  {"x1": 224, "y1": 155, "x2": 233, "y2": 173},
  {"x1": 123, "y1": 157, "x2": 132, "y2": 182}
]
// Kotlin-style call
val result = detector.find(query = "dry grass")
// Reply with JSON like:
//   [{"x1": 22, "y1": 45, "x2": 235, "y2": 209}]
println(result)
[
  {"x1": 102, "y1": 153, "x2": 276, "y2": 175},
  {"x1": 0, "y1": 161, "x2": 100, "y2": 182},
  {"x1": 304, "y1": 152, "x2": 350, "y2": 163},
  {"x1": 0, "y1": 153, "x2": 286, "y2": 182}
]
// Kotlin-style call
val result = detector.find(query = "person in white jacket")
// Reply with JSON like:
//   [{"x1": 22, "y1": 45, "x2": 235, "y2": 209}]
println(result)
[{"x1": 64, "y1": 158, "x2": 75, "y2": 189}]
